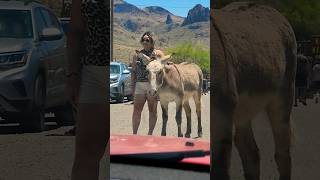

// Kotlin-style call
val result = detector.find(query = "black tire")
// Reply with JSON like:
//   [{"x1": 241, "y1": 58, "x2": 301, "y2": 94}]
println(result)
[
  {"x1": 55, "y1": 102, "x2": 76, "y2": 126},
  {"x1": 20, "y1": 75, "x2": 46, "y2": 132},
  {"x1": 116, "y1": 84, "x2": 125, "y2": 103},
  {"x1": 127, "y1": 94, "x2": 134, "y2": 101}
]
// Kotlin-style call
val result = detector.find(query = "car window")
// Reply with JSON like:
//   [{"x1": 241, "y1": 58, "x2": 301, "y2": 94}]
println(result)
[
  {"x1": 34, "y1": 8, "x2": 47, "y2": 36},
  {"x1": 40, "y1": 8, "x2": 60, "y2": 29},
  {"x1": 0, "y1": 9, "x2": 33, "y2": 38},
  {"x1": 121, "y1": 64, "x2": 125, "y2": 72},
  {"x1": 61, "y1": 21, "x2": 69, "y2": 34},
  {"x1": 110, "y1": 65, "x2": 120, "y2": 74}
]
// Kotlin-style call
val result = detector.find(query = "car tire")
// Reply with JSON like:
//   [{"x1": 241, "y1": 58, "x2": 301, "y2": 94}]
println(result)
[
  {"x1": 55, "y1": 102, "x2": 76, "y2": 126},
  {"x1": 127, "y1": 94, "x2": 134, "y2": 101},
  {"x1": 20, "y1": 75, "x2": 46, "y2": 132},
  {"x1": 116, "y1": 84, "x2": 125, "y2": 103}
]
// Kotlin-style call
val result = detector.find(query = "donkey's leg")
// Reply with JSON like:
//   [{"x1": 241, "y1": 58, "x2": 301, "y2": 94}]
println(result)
[
  {"x1": 175, "y1": 101, "x2": 183, "y2": 137},
  {"x1": 194, "y1": 92, "x2": 202, "y2": 137},
  {"x1": 212, "y1": 99, "x2": 236, "y2": 180},
  {"x1": 183, "y1": 101, "x2": 192, "y2": 138},
  {"x1": 160, "y1": 101, "x2": 169, "y2": 136},
  {"x1": 267, "y1": 97, "x2": 292, "y2": 180},
  {"x1": 234, "y1": 115, "x2": 260, "y2": 180}
]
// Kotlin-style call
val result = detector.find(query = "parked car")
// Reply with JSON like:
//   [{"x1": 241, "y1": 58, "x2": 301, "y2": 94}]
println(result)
[
  {"x1": 202, "y1": 79, "x2": 210, "y2": 93},
  {"x1": 110, "y1": 61, "x2": 133, "y2": 102},
  {"x1": 59, "y1": 17, "x2": 70, "y2": 35},
  {"x1": 0, "y1": 1, "x2": 74, "y2": 132}
]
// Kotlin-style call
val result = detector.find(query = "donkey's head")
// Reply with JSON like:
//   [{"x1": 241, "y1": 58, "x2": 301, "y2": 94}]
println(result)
[{"x1": 145, "y1": 54, "x2": 172, "y2": 96}]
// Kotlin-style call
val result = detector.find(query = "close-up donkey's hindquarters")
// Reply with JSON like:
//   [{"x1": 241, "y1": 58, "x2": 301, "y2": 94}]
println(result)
[{"x1": 211, "y1": 2, "x2": 297, "y2": 180}]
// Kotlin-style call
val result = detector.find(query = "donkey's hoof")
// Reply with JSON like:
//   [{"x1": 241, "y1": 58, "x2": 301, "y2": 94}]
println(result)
[
  {"x1": 185, "y1": 133, "x2": 191, "y2": 138},
  {"x1": 161, "y1": 133, "x2": 166, "y2": 136},
  {"x1": 198, "y1": 132, "x2": 203, "y2": 138},
  {"x1": 178, "y1": 133, "x2": 183, "y2": 137}
]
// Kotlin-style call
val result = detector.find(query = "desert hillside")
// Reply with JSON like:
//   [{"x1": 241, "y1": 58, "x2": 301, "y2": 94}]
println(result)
[{"x1": 113, "y1": 0, "x2": 210, "y2": 63}]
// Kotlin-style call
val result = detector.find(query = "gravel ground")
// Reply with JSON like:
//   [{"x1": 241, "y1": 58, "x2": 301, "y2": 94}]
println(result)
[
  {"x1": 110, "y1": 93, "x2": 211, "y2": 140},
  {"x1": 0, "y1": 125, "x2": 108, "y2": 180}
]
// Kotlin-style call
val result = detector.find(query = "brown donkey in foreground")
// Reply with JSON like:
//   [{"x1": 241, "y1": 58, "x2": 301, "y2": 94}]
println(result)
[{"x1": 211, "y1": 2, "x2": 297, "y2": 180}]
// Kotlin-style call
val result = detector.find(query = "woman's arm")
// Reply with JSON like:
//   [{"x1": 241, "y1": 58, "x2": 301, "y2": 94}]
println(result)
[
  {"x1": 67, "y1": 0, "x2": 85, "y2": 74},
  {"x1": 154, "y1": 49, "x2": 165, "y2": 58},
  {"x1": 131, "y1": 54, "x2": 137, "y2": 94}
]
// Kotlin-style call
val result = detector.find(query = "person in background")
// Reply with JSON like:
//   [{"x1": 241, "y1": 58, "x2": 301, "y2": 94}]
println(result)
[
  {"x1": 295, "y1": 54, "x2": 311, "y2": 106},
  {"x1": 66, "y1": 0, "x2": 109, "y2": 180},
  {"x1": 131, "y1": 31, "x2": 164, "y2": 135}
]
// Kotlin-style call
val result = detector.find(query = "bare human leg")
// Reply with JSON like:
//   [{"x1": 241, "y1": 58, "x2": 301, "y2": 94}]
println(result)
[
  {"x1": 132, "y1": 94, "x2": 147, "y2": 134},
  {"x1": 71, "y1": 103, "x2": 108, "y2": 180}
]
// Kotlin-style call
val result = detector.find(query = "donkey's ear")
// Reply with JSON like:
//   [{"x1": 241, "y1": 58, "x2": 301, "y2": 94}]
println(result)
[
  {"x1": 135, "y1": 50, "x2": 140, "y2": 54},
  {"x1": 159, "y1": 54, "x2": 172, "y2": 64}
]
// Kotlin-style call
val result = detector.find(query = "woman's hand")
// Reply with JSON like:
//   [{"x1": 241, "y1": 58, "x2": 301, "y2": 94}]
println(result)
[{"x1": 65, "y1": 74, "x2": 81, "y2": 105}]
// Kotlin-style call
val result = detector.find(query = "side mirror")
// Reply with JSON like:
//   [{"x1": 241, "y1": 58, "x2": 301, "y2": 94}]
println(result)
[
  {"x1": 40, "y1": 27, "x2": 63, "y2": 41},
  {"x1": 123, "y1": 69, "x2": 130, "y2": 74}
]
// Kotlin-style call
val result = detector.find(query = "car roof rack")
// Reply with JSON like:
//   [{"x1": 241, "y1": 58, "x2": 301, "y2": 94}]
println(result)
[{"x1": 3, "y1": 0, "x2": 42, "y2": 5}]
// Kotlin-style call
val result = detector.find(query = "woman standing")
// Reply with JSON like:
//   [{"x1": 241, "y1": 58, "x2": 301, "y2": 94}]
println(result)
[
  {"x1": 66, "y1": 0, "x2": 109, "y2": 180},
  {"x1": 131, "y1": 31, "x2": 164, "y2": 135}
]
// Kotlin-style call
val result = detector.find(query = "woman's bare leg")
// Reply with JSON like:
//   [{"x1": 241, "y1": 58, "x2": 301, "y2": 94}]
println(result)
[
  {"x1": 71, "y1": 103, "x2": 108, "y2": 180},
  {"x1": 132, "y1": 94, "x2": 147, "y2": 134}
]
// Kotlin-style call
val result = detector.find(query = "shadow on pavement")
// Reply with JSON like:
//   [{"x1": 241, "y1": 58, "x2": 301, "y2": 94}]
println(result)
[
  {"x1": 0, "y1": 122, "x2": 61, "y2": 135},
  {"x1": 110, "y1": 99, "x2": 133, "y2": 105}
]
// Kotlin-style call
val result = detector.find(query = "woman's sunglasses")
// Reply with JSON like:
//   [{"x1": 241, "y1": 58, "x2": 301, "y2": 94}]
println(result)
[{"x1": 142, "y1": 39, "x2": 151, "y2": 43}]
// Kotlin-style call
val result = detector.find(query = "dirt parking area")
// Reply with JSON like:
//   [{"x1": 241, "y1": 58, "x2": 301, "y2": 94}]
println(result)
[{"x1": 110, "y1": 93, "x2": 211, "y2": 140}]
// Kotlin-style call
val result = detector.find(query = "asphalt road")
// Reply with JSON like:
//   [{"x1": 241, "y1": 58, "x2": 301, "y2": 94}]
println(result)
[
  {"x1": 0, "y1": 94, "x2": 318, "y2": 180},
  {"x1": 111, "y1": 94, "x2": 320, "y2": 180},
  {"x1": 0, "y1": 124, "x2": 108, "y2": 180},
  {"x1": 230, "y1": 101, "x2": 320, "y2": 180}
]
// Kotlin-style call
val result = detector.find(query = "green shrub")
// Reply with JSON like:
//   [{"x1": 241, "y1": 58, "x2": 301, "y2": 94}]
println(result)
[{"x1": 165, "y1": 42, "x2": 210, "y2": 75}]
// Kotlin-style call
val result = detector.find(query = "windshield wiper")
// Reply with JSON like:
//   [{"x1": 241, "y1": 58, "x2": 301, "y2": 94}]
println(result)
[
  {"x1": 110, "y1": 150, "x2": 210, "y2": 172},
  {"x1": 111, "y1": 150, "x2": 210, "y2": 162}
]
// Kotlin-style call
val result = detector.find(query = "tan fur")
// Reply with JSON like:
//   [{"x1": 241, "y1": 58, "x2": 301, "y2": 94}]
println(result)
[{"x1": 147, "y1": 60, "x2": 203, "y2": 138}]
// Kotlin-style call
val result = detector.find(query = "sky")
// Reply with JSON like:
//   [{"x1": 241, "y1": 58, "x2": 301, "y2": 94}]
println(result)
[{"x1": 124, "y1": 0, "x2": 210, "y2": 17}]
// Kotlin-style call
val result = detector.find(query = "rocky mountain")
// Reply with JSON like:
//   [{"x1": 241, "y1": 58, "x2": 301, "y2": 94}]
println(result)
[
  {"x1": 166, "y1": 14, "x2": 173, "y2": 24},
  {"x1": 113, "y1": 1, "x2": 210, "y2": 62},
  {"x1": 123, "y1": 19, "x2": 139, "y2": 32},
  {"x1": 182, "y1": 4, "x2": 210, "y2": 26},
  {"x1": 144, "y1": 6, "x2": 172, "y2": 15},
  {"x1": 114, "y1": 0, "x2": 147, "y2": 15}
]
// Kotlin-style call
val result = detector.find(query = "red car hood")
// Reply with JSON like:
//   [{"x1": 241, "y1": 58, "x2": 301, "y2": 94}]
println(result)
[{"x1": 110, "y1": 134, "x2": 210, "y2": 166}]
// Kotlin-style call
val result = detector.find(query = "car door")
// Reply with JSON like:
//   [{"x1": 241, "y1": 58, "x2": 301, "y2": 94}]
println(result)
[
  {"x1": 39, "y1": 8, "x2": 67, "y2": 107},
  {"x1": 34, "y1": 7, "x2": 54, "y2": 107},
  {"x1": 122, "y1": 64, "x2": 131, "y2": 96}
]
